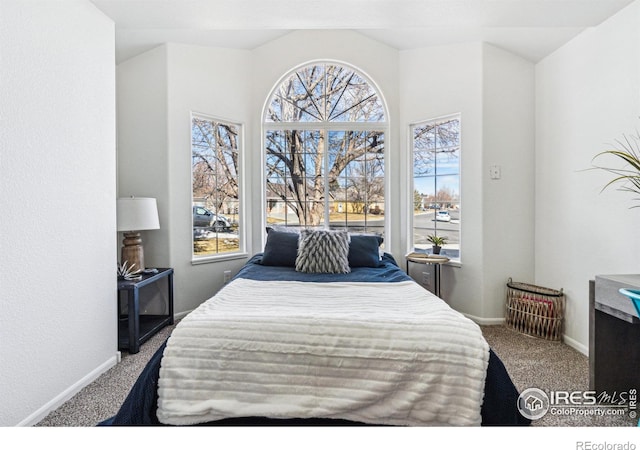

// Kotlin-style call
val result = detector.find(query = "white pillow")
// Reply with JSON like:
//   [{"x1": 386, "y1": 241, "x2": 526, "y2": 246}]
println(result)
[{"x1": 295, "y1": 229, "x2": 351, "y2": 274}]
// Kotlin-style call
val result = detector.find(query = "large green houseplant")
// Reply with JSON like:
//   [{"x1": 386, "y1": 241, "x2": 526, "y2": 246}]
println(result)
[{"x1": 592, "y1": 130, "x2": 640, "y2": 204}]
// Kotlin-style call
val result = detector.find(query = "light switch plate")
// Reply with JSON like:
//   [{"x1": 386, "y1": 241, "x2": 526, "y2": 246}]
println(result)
[{"x1": 490, "y1": 165, "x2": 501, "y2": 180}]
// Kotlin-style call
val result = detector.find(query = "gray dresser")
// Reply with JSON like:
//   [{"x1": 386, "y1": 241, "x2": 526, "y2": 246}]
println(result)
[{"x1": 590, "y1": 275, "x2": 640, "y2": 395}]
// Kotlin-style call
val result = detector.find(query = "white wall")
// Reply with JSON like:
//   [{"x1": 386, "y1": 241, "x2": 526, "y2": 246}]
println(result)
[
  {"x1": 117, "y1": 44, "x2": 252, "y2": 314},
  {"x1": 166, "y1": 44, "x2": 252, "y2": 312},
  {"x1": 399, "y1": 43, "x2": 535, "y2": 320},
  {"x1": 535, "y1": 0, "x2": 640, "y2": 353},
  {"x1": 481, "y1": 44, "x2": 536, "y2": 319},
  {"x1": 0, "y1": 1, "x2": 116, "y2": 426},
  {"x1": 117, "y1": 45, "x2": 170, "y2": 267},
  {"x1": 399, "y1": 43, "x2": 486, "y2": 317}
]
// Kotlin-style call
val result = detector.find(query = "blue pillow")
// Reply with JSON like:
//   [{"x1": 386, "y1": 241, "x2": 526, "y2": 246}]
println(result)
[
  {"x1": 348, "y1": 235, "x2": 383, "y2": 268},
  {"x1": 261, "y1": 229, "x2": 299, "y2": 266}
]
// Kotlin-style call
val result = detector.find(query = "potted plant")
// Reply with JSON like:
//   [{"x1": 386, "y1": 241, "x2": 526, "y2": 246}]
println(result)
[
  {"x1": 426, "y1": 234, "x2": 448, "y2": 255},
  {"x1": 592, "y1": 130, "x2": 640, "y2": 204}
]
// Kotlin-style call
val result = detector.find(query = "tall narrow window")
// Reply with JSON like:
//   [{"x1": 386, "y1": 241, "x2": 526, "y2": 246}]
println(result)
[
  {"x1": 191, "y1": 114, "x2": 242, "y2": 259},
  {"x1": 264, "y1": 62, "x2": 387, "y2": 237},
  {"x1": 411, "y1": 115, "x2": 461, "y2": 260}
]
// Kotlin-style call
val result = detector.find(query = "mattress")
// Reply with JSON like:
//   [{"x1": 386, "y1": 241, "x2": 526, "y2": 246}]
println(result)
[{"x1": 156, "y1": 278, "x2": 489, "y2": 426}]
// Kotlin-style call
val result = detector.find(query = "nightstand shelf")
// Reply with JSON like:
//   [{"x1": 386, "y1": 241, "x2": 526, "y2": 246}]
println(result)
[
  {"x1": 118, "y1": 315, "x2": 170, "y2": 350},
  {"x1": 117, "y1": 268, "x2": 174, "y2": 354}
]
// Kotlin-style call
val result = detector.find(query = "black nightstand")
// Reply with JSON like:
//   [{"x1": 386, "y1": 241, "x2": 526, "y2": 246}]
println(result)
[{"x1": 117, "y1": 268, "x2": 174, "y2": 354}]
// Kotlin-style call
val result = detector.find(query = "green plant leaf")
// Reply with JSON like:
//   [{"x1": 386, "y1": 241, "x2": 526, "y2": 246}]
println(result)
[{"x1": 591, "y1": 130, "x2": 640, "y2": 206}]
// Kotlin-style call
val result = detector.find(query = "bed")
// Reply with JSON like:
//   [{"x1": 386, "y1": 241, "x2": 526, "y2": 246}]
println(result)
[{"x1": 101, "y1": 230, "x2": 529, "y2": 427}]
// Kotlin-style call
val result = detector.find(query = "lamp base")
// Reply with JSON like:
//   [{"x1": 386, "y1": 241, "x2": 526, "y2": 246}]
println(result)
[{"x1": 121, "y1": 231, "x2": 145, "y2": 273}]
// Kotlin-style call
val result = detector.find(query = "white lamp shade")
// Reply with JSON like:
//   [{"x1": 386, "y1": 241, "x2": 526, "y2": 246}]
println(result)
[{"x1": 117, "y1": 197, "x2": 160, "y2": 232}]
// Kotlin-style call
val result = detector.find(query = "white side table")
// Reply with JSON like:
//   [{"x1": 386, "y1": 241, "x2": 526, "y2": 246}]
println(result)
[{"x1": 405, "y1": 254, "x2": 450, "y2": 297}]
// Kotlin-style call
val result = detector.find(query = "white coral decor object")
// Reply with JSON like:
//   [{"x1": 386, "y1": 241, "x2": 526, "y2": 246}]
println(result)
[{"x1": 118, "y1": 261, "x2": 141, "y2": 281}]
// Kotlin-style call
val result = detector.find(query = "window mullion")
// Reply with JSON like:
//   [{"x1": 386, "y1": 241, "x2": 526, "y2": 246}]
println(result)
[
  {"x1": 266, "y1": 122, "x2": 387, "y2": 132},
  {"x1": 323, "y1": 128, "x2": 330, "y2": 229},
  {"x1": 433, "y1": 126, "x2": 438, "y2": 235}
]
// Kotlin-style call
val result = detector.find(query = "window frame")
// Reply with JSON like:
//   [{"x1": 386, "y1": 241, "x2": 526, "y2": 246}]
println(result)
[
  {"x1": 262, "y1": 60, "x2": 390, "y2": 237},
  {"x1": 190, "y1": 111, "x2": 247, "y2": 264},
  {"x1": 409, "y1": 113, "x2": 462, "y2": 263}
]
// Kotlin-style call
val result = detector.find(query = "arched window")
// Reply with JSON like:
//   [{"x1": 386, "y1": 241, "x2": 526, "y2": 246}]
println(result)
[{"x1": 264, "y1": 62, "x2": 388, "y2": 235}]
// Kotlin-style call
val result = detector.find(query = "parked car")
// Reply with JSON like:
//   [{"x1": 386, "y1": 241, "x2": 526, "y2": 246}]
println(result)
[
  {"x1": 193, "y1": 206, "x2": 232, "y2": 231},
  {"x1": 435, "y1": 210, "x2": 451, "y2": 222}
]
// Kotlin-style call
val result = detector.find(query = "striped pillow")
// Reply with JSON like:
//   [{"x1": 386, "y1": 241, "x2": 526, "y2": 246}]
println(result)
[{"x1": 295, "y1": 230, "x2": 351, "y2": 274}]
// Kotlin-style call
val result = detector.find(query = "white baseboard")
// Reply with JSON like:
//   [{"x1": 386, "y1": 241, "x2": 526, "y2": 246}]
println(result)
[
  {"x1": 463, "y1": 314, "x2": 505, "y2": 326},
  {"x1": 174, "y1": 310, "x2": 192, "y2": 321},
  {"x1": 464, "y1": 313, "x2": 589, "y2": 357},
  {"x1": 562, "y1": 334, "x2": 588, "y2": 356},
  {"x1": 17, "y1": 354, "x2": 119, "y2": 427}
]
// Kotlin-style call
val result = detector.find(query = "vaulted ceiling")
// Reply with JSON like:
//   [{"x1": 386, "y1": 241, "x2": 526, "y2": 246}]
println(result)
[{"x1": 91, "y1": 0, "x2": 635, "y2": 63}]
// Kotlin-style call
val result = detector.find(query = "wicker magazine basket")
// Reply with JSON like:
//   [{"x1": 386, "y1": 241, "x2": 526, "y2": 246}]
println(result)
[{"x1": 505, "y1": 278, "x2": 565, "y2": 341}]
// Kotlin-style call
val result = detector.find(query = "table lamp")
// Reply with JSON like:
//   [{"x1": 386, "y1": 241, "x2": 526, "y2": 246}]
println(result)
[{"x1": 117, "y1": 197, "x2": 160, "y2": 273}]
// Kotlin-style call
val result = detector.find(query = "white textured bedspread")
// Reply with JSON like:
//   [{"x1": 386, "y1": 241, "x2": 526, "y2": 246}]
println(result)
[{"x1": 157, "y1": 279, "x2": 490, "y2": 426}]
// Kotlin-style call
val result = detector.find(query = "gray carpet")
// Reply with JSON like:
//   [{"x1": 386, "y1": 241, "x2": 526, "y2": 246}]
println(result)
[
  {"x1": 482, "y1": 325, "x2": 635, "y2": 427},
  {"x1": 35, "y1": 324, "x2": 636, "y2": 427}
]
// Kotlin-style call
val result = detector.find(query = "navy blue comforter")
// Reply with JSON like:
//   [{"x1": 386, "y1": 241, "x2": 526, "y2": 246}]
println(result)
[{"x1": 101, "y1": 254, "x2": 529, "y2": 426}]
